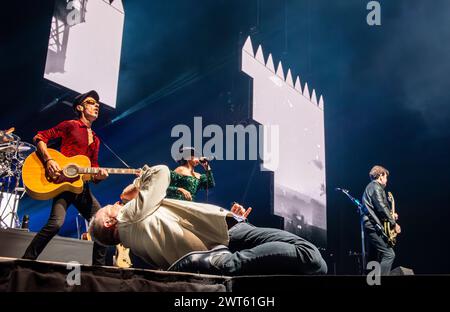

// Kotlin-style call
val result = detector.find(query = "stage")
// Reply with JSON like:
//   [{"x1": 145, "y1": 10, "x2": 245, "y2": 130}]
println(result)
[
  {"x1": 1, "y1": 256, "x2": 448, "y2": 292},
  {"x1": 0, "y1": 257, "x2": 231, "y2": 292},
  {"x1": 2, "y1": 4, "x2": 450, "y2": 306}
]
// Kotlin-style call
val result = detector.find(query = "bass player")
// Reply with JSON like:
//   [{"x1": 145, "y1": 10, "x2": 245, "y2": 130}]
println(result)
[{"x1": 362, "y1": 165, "x2": 401, "y2": 275}]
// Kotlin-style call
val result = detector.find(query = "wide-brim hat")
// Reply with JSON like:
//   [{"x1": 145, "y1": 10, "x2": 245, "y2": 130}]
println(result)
[{"x1": 72, "y1": 90, "x2": 100, "y2": 111}]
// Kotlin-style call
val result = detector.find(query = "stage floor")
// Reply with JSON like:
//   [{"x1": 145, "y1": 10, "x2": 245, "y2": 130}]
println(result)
[
  {"x1": 0, "y1": 257, "x2": 231, "y2": 292},
  {"x1": 1, "y1": 256, "x2": 449, "y2": 292}
]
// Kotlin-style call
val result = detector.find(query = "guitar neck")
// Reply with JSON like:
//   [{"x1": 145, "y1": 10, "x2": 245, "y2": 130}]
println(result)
[
  {"x1": 388, "y1": 191, "x2": 396, "y2": 214},
  {"x1": 78, "y1": 167, "x2": 140, "y2": 175}
]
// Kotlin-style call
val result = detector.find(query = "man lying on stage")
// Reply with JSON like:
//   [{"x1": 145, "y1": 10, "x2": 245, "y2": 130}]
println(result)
[{"x1": 89, "y1": 165, "x2": 327, "y2": 275}]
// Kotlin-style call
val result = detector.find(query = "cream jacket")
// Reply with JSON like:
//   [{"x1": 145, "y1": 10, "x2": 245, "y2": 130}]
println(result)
[{"x1": 117, "y1": 165, "x2": 232, "y2": 269}]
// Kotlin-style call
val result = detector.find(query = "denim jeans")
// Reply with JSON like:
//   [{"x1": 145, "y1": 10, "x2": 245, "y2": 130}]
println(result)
[
  {"x1": 215, "y1": 222, "x2": 327, "y2": 275},
  {"x1": 364, "y1": 220, "x2": 395, "y2": 276},
  {"x1": 22, "y1": 184, "x2": 107, "y2": 265}
]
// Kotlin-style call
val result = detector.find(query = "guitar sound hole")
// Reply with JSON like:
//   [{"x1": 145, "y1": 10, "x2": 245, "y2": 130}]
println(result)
[{"x1": 64, "y1": 164, "x2": 79, "y2": 178}]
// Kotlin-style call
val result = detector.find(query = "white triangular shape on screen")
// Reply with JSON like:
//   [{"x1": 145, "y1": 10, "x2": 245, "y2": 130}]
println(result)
[
  {"x1": 255, "y1": 45, "x2": 265, "y2": 63},
  {"x1": 319, "y1": 95, "x2": 324, "y2": 109},
  {"x1": 266, "y1": 53, "x2": 275, "y2": 72},
  {"x1": 285, "y1": 69, "x2": 294, "y2": 87},
  {"x1": 294, "y1": 76, "x2": 302, "y2": 92},
  {"x1": 243, "y1": 36, "x2": 254, "y2": 57},
  {"x1": 311, "y1": 89, "x2": 318, "y2": 105},
  {"x1": 276, "y1": 61, "x2": 285, "y2": 80},
  {"x1": 303, "y1": 82, "x2": 310, "y2": 100}
]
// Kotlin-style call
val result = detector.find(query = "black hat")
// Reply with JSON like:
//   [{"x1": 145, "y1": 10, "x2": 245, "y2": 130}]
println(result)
[
  {"x1": 72, "y1": 90, "x2": 100, "y2": 112},
  {"x1": 179, "y1": 146, "x2": 200, "y2": 157},
  {"x1": 177, "y1": 146, "x2": 201, "y2": 163}
]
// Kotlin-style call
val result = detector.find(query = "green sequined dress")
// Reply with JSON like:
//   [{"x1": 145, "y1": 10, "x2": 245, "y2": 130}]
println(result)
[{"x1": 166, "y1": 170, "x2": 215, "y2": 201}]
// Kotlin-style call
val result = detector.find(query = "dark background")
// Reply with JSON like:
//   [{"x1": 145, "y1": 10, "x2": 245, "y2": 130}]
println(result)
[{"x1": 1, "y1": 0, "x2": 449, "y2": 274}]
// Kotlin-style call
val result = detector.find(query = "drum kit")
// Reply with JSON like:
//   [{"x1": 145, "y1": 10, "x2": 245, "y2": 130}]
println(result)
[{"x1": 0, "y1": 128, "x2": 36, "y2": 228}]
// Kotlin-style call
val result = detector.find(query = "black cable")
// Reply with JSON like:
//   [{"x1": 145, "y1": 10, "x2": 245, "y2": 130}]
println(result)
[{"x1": 100, "y1": 139, "x2": 131, "y2": 169}]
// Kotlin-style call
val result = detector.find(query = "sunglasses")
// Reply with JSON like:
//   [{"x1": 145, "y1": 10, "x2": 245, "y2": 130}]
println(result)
[{"x1": 82, "y1": 99, "x2": 98, "y2": 105}]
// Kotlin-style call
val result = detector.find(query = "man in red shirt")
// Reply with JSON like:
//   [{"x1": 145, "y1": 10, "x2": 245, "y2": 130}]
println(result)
[{"x1": 22, "y1": 90, "x2": 109, "y2": 265}]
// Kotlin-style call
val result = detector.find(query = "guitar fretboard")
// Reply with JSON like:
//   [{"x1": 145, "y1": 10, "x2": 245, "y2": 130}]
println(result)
[{"x1": 78, "y1": 167, "x2": 140, "y2": 175}]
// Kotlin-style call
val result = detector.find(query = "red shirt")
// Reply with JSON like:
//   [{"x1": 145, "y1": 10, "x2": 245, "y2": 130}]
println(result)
[{"x1": 34, "y1": 119, "x2": 100, "y2": 167}]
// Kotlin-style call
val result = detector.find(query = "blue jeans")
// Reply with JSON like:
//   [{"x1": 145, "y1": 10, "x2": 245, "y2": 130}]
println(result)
[{"x1": 216, "y1": 222, "x2": 327, "y2": 275}]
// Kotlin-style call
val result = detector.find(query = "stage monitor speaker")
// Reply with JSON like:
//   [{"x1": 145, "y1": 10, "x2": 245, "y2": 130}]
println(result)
[
  {"x1": 0, "y1": 228, "x2": 93, "y2": 265},
  {"x1": 390, "y1": 266, "x2": 414, "y2": 276}
]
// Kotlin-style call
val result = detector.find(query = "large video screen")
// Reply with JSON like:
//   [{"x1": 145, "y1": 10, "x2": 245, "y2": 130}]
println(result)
[
  {"x1": 44, "y1": 0, "x2": 124, "y2": 108},
  {"x1": 242, "y1": 37, "x2": 327, "y2": 247}
]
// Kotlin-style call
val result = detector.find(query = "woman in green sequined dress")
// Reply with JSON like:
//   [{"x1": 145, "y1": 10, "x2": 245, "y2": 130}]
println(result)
[{"x1": 167, "y1": 147, "x2": 215, "y2": 201}]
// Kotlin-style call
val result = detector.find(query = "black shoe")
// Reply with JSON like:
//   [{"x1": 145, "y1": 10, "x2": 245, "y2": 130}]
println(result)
[{"x1": 167, "y1": 245, "x2": 231, "y2": 275}]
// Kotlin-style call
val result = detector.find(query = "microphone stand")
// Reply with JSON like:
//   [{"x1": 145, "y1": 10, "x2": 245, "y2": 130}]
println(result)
[
  {"x1": 201, "y1": 158, "x2": 211, "y2": 203},
  {"x1": 336, "y1": 188, "x2": 367, "y2": 274}
]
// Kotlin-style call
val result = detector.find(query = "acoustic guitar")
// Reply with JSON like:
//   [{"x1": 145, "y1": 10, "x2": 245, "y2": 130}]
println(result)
[{"x1": 22, "y1": 148, "x2": 140, "y2": 200}]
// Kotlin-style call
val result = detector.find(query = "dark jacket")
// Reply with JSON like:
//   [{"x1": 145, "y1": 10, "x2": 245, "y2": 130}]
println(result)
[{"x1": 362, "y1": 181, "x2": 396, "y2": 227}]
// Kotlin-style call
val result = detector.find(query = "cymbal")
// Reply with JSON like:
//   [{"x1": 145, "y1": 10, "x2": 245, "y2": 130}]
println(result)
[
  {"x1": 0, "y1": 144, "x2": 15, "y2": 153},
  {"x1": 0, "y1": 142, "x2": 35, "y2": 154},
  {"x1": 18, "y1": 143, "x2": 35, "y2": 153}
]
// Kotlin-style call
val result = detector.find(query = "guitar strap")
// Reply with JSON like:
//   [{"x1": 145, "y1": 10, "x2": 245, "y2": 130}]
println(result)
[
  {"x1": 362, "y1": 206, "x2": 390, "y2": 240},
  {"x1": 362, "y1": 206, "x2": 383, "y2": 228}
]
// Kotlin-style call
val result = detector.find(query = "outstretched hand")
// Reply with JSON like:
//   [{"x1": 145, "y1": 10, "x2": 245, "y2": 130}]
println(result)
[{"x1": 231, "y1": 202, "x2": 252, "y2": 218}]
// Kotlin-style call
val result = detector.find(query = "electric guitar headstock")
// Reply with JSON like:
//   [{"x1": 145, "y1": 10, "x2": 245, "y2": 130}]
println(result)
[
  {"x1": 387, "y1": 191, "x2": 394, "y2": 202},
  {"x1": 81, "y1": 232, "x2": 92, "y2": 241},
  {"x1": 387, "y1": 191, "x2": 395, "y2": 212}
]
